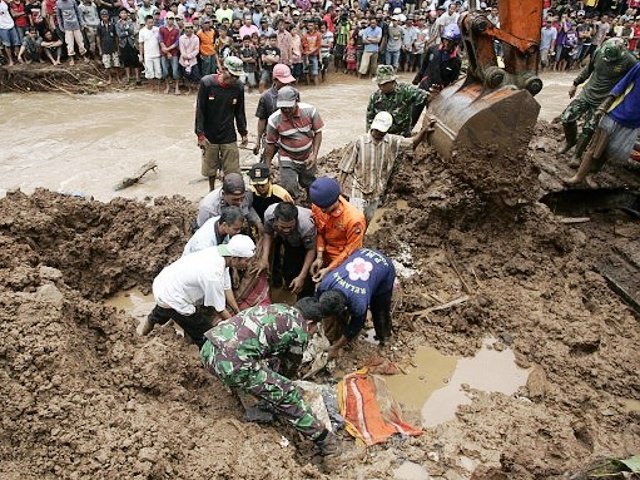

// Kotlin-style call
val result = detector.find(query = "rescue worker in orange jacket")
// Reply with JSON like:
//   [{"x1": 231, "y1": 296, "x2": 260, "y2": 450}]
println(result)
[{"x1": 309, "y1": 177, "x2": 366, "y2": 283}]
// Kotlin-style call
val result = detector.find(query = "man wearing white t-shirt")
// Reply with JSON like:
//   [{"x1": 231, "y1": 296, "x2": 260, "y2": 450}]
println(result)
[
  {"x1": 138, "y1": 235, "x2": 256, "y2": 347},
  {"x1": 139, "y1": 15, "x2": 162, "y2": 91}
]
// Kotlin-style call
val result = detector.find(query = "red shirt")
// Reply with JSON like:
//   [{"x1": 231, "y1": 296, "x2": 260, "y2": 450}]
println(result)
[
  {"x1": 323, "y1": 13, "x2": 334, "y2": 33},
  {"x1": 302, "y1": 30, "x2": 322, "y2": 56},
  {"x1": 11, "y1": 1, "x2": 29, "y2": 28},
  {"x1": 630, "y1": 25, "x2": 640, "y2": 52},
  {"x1": 159, "y1": 25, "x2": 180, "y2": 56}
]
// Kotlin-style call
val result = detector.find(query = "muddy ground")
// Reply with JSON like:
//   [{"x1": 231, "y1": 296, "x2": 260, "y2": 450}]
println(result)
[{"x1": 0, "y1": 121, "x2": 639, "y2": 479}]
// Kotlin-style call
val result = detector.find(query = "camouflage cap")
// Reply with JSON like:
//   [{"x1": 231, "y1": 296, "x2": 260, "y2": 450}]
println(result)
[
  {"x1": 601, "y1": 37, "x2": 625, "y2": 63},
  {"x1": 374, "y1": 65, "x2": 398, "y2": 85},
  {"x1": 223, "y1": 55, "x2": 244, "y2": 76}
]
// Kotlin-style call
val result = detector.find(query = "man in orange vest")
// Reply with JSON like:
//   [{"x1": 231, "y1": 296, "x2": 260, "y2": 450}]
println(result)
[{"x1": 309, "y1": 177, "x2": 366, "y2": 283}]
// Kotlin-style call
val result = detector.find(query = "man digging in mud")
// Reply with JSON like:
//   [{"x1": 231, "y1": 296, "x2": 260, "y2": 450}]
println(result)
[
  {"x1": 317, "y1": 248, "x2": 396, "y2": 358},
  {"x1": 199, "y1": 299, "x2": 345, "y2": 461},
  {"x1": 138, "y1": 235, "x2": 256, "y2": 347},
  {"x1": 557, "y1": 38, "x2": 637, "y2": 167},
  {"x1": 338, "y1": 111, "x2": 433, "y2": 224},
  {"x1": 308, "y1": 177, "x2": 366, "y2": 283},
  {"x1": 197, "y1": 173, "x2": 263, "y2": 235},
  {"x1": 566, "y1": 62, "x2": 640, "y2": 186}
]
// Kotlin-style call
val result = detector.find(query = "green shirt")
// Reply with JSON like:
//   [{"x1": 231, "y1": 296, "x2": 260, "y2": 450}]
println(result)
[
  {"x1": 574, "y1": 48, "x2": 638, "y2": 106},
  {"x1": 366, "y1": 82, "x2": 428, "y2": 137}
]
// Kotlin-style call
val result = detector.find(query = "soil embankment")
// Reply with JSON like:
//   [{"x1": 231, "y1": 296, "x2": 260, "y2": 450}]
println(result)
[{"x1": 0, "y1": 122, "x2": 639, "y2": 479}]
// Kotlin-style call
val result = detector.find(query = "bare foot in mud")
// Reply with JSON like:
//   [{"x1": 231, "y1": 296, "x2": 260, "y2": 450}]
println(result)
[
  {"x1": 69, "y1": 58, "x2": 75, "y2": 66},
  {"x1": 163, "y1": 84, "x2": 170, "y2": 94}
]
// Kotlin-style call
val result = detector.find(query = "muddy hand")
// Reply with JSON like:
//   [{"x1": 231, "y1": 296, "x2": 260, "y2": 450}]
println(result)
[
  {"x1": 289, "y1": 276, "x2": 304, "y2": 294},
  {"x1": 240, "y1": 135, "x2": 249, "y2": 147},
  {"x1": 568, "y1": 85, "x2": 577, "y2": 99}
]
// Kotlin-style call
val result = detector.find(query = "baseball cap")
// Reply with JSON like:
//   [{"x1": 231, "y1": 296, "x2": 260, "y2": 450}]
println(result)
[
  {"x1": 222, "y1": 172, "x2": 246, "y2": 194},
  {"x1": 393, "y1": 7, "x2": 401, "y2": 14},
  {"x1": 166, "y1": 12, "x2": 175, "y2": 18},
  {"x1": 100, "y1": 9, "x2": 109, "y2": 15},
  {"x1": 223, "y1": 56, "x2": 244, "y2": 76},
  {"x1": 273, "y1": 63, "x2": 296, "y2": 83},
  {"x1": 249, "y1": 163, "x2": 270, "y2": 185},
  {"x1": 276, "y1": 86, "x2": 298, "y2": 108},
  {"x1": 370, "y1": 111, "x2": 393, "y2": 133},
  {"x1": 218, "y1": 235, "x2": 256, "y2": 258},
  {"x1": 309, "y1": 177, "x2": 341, "y2": 209}
]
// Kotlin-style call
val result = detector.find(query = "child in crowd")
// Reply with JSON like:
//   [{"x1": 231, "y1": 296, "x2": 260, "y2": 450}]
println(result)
[
  {"x1": 290, "y1": 25, "x2": 303, "y2": 80},
  {"x1": 97, "y1": 9, "x2": 120, "y2": 84},
  {"x1": 344, "y1": 37, "x2": 357, "y2": 74},
  {"x1": 259, "y1": 33, "x2": 280, "y2": 91},
  {"x1": 40, "y1": 28, "x2": 62, "y2": 64},
  {"x1": 17, "y1": 26, "x2": 41, "y2": 63},
  {"x1": 239, "y1": 34, "x2": 258, "y2": 92}
]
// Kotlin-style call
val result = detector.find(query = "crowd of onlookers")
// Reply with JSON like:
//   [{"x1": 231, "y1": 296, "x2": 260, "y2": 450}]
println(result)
[
  {"x1": 0, "y1": 0, "x2": 639, "y2": 92},
  {"x1": 540, "y1": 4, "x2": 640, "y2": 72}
]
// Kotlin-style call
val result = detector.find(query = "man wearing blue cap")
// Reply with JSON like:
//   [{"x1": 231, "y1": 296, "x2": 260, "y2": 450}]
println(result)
[{"x1": 308, "y1": 177, "x2": 365, "y2": 284}]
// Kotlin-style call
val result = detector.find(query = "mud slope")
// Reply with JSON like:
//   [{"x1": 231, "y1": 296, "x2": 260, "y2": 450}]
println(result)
[
  {"x1": 0, "y1": 191, "x2": 322, "y2": 480},
  {"x1": 0, "y1": 126, "x2": 639, "y2": 480}
]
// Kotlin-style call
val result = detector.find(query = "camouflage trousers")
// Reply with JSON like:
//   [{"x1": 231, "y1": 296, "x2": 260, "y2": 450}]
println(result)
[
  {"x1": 560, "y1": 96, "x2": 599, "y2": 159},
  {"x1": 200, "y1": 340, "x2": 326, "y2": 440}
]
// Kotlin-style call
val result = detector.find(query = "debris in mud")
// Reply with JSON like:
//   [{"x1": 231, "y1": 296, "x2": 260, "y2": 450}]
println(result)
[{"x1": 0, "y1": 118, "x2": 639, "y2": 480}]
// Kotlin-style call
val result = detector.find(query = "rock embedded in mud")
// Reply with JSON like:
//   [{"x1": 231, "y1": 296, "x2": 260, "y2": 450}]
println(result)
[{"x1": 526, "y1": 365, "x2": 548, "y2": 401}]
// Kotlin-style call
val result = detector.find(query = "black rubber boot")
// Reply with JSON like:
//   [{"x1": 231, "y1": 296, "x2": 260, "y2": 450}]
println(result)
[{"x1": 558, "y1": 122, "x2": 578, "y2": 154}]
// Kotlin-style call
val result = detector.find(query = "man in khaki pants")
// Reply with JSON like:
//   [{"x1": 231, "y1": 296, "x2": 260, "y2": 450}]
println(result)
[
  {"x1": 196, "y1": 56, "x2": 249, "y2": 191},
  {"x1": 56, "y1": 0, "x2": 88, "y2": 64}
]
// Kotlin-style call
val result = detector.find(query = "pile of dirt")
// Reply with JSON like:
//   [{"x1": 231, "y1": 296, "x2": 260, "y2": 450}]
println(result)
[
  {"x1": 356, "y1": 140, "x2": 640, "y2": 478},
  {"x1": 0, "y1": 190, "x2": 319, "y2": 479},
  {"x1": 0, "y1": 123, "x2": 638, "y2": 479},
  {"x1": 0, "y1": 63, "x2": 111, "y2": 95}
]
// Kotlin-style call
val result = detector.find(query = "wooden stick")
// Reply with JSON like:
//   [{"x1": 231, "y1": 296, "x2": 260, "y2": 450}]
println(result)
[
  {"x1": 114, "y1": 161, "x2": 158, "y2": 191},
  {"x1": 410, "y1": 295, "x2": 470, "y2": 317},
  {"x1": 446, "y1": 250, "x2": 473, "y2": 294}
]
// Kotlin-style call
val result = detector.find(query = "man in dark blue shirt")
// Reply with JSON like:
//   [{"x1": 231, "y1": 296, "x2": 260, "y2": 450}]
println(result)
[
  {"x1": 566, "y1": 62, "x2": 640, "y2": 185},
  {"x1": 317, "y1": 248, "x2": 396, "y2": 357}
]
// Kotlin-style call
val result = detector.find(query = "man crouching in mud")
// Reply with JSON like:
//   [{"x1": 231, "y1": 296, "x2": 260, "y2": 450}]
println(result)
[{"x1": 199, "y1": 299, "x2": 345, "y2": 462}]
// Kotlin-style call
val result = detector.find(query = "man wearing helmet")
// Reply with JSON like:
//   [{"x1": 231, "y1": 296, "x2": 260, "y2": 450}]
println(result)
[
  {"x1": 413, "y1": 22, "x2": 462, "y2": 94},
  {"x1": 195, "y1": 55, "x2": 249, "y2": 191},
  {"x1": 558, "y1": 38, "x2": 637, "y2": 166}
]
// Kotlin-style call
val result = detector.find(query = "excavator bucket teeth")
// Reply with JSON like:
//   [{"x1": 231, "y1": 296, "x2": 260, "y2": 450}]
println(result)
[{"x1": 426, "y1": 79, "x2": 541, "y2": 204}]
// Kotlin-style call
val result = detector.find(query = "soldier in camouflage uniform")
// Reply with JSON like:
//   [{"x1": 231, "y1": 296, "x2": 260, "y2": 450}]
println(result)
[
  {"x1": 559, "y1": 38, "x2": 637, "y2": 165},
  {"x1": 199, "y1": 299, "x2": 340, "y2": 455},
  {"x1": 366, "y1": 65, "x2": 429, "y2": 137}
]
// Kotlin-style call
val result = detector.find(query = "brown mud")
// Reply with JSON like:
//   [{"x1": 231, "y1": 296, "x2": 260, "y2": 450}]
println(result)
[{"x1": 1, "y1": 122, "x2": 639, "y2": 479}]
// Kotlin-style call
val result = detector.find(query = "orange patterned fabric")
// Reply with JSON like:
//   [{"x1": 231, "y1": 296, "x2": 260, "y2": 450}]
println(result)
[{"x1": 337, "y1": 369, "x2": 422, "y2": 446}]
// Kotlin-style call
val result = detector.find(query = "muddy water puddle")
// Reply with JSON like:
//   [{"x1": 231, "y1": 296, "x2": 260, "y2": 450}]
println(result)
[
  {"x1": 386, "y1": 338, "x2": 529, "y2": 428},
  {"x1": 104, "y1": 288, "x2": 155, "y2": 321},
  {"x1": 368, "y1": 199, "x2": 410, "y2": 234}
]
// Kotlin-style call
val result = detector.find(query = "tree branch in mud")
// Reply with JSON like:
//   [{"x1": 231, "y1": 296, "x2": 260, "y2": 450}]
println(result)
[{"x1": 114, "y1": 161, "x2": 158, "y2": 191}]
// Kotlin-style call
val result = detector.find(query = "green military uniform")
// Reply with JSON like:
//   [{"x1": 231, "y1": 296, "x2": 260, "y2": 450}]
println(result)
[
  {"x1": 366, "y1": 65, "x2": 428, "y2": 137},
  {"x1": 200, "y1": 303, "x2": 326, "y2": 440},
  {"x1": 560, "y1": 39, "x2": 638, "y2": 159}
]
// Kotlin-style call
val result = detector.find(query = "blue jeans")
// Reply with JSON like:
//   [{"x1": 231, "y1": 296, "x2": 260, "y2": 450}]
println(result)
[
  {"x1": 161, "y1": 55, "x2": 180, "y2": 80},
  {"x1": 0, "y1": 27, "x2": 21, "y2": 47},
  {"x1": 385, "y1": 50, "x2": 400, "y2": 69}
]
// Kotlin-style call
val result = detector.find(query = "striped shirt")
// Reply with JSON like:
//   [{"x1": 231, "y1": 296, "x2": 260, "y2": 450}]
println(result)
[
  {"x1": 339, "y1": 133, "x2": 411, "y2": 197},
  {"x1": 265, "y1": 102, "x2": 324, "y2": 163}
]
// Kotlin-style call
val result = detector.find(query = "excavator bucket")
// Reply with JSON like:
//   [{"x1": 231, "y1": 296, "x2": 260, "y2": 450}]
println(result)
[
  {"x1": 426, "y1": 79, "x2": 542, "y2": 204},
  {"x1": 422, "y1": 0, "x2": 545, "y2": 204},
  {"x1": 428, "y1": 79, "x2": 540, "y2": 161}
]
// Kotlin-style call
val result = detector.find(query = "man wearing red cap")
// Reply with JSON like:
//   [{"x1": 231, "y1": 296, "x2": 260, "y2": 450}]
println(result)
[{"x1": 254, "y1": 63, "x2": 299, "y2": 156}]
